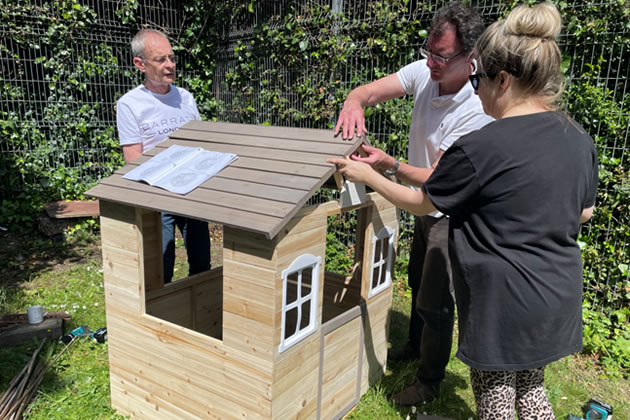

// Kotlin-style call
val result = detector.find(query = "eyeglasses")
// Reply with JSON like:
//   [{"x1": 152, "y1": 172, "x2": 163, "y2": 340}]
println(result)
[
  {"x1": 140, "y1": 54, "x2": 177, "y2": 65},
  {"x1": 419, "y1": 47, "x2": 463, "y2": 65},
  {"x1": 468, "y1": 73, "x2": 490, "y2": 90}
]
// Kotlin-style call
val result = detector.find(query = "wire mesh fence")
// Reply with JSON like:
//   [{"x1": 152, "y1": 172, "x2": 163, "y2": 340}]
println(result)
[{"x1": 1, "y1": 1, "x2": 628, "y2": 313}]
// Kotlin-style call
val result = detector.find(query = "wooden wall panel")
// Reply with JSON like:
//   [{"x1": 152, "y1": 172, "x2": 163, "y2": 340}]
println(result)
[
  {"x1": 270, "y1": 334, "x2": 320, "y2": 420},
  {"x1": 110, "y1": 349, "x2": 271, "y2": 419},
  {"x1": 195, "y1": 278, "x2": 223, "y2": 338},
  {"x1": 223, "y1": 311, "x2": 275, "y2": 360},
  {"x1": 146, "y1": 288, "x2": 193, "y2": 328},
  {"x1": 360, "y1": 291, "x2": 392, "y2": 394},
  {"x1": 106, "y1": 314, "x2": 274, "y2": 412},
  {"x1": 137, "y1": 209, "x2": 163, "y2": 291},
  {"x1": 320, "y1": 317, "x2": 361, "y2": 420},
  {"x1": 223, "y1": 226, "x2": 277, "y2": 271}
]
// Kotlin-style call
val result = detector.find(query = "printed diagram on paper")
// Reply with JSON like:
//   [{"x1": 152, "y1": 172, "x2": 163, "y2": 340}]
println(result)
[{"x1": 123, "y1": 145, "x2": 237, "y2": 194}]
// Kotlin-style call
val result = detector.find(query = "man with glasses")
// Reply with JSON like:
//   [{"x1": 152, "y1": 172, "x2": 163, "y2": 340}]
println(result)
[
  {"x1": 116, "y1": 29, "x2": 211, "y2": 284},
  {"x1": 334, "y1": 3, "x2": 492, "y2": 406}
]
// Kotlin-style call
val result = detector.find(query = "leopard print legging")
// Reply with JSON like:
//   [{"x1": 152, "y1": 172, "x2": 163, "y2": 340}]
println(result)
[{"x1": 470, "y1": 367, "x2": 555, "y2": 420}]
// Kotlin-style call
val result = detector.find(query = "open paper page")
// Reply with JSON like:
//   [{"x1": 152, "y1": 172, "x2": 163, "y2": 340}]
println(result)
[
  {"x1": 123, "y1": 145, "x2": 202, "y2": 185},
  {"x1": 152, "y1": 149, "x2": 237, "y2": 194},
  {"x1": 123, "y1": 145, "x2": 237, "y2": 195}
]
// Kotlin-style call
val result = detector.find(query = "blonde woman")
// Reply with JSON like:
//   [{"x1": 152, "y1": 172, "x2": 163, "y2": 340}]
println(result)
[{"x1": 330, "y1": 2, "x2": 598, "y2": 418}]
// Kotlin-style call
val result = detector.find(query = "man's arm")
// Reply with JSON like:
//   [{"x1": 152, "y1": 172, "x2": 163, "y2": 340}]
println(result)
[
  {"x1": 580, "y1": 206, "x2": 594, "y2": 223},
  {"x1": 334, "y1": 73, "x2": 406, "y2": 140},
  {"x1": 328, "y1": 156, "x2": 436, "y2": 216},
  {"x1": 122, "y1": 143, "x2": 142, "y2": 163},
  {"x1": 352, "y1": 145, "x2": 445, "y2": 187}
]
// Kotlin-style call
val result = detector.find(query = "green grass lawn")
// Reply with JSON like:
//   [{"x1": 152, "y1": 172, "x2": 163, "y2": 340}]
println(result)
[{"x1": 0, "y1": 232, "x2": 628, "y2": 419}]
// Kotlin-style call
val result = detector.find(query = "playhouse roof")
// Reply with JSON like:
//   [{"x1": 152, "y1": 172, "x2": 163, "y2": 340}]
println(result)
[{"x1": 86, "y1": 121, "x2": 365, "y2": 239}]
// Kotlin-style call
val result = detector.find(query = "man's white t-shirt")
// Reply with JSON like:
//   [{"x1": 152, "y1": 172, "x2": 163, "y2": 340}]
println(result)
[
  {"x1": 397, "y1": 59, "x2": 493, "y2": 216},
  {"x1": 116, "y1": 84, "x2": 200, "y2": 152}
]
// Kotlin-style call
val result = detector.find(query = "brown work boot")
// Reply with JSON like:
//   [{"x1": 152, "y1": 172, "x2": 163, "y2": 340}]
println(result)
[
  {"x1": 387, "y1": 343, "x2": 420, "y2": 362},
  {"x1": 392, "y1": 378, "x2": 439, "y2": 406}
]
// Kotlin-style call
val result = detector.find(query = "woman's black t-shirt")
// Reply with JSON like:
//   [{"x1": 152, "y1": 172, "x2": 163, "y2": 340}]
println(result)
[{"x1": 423, "y1": 111, "x2": 598, "y2": 371}]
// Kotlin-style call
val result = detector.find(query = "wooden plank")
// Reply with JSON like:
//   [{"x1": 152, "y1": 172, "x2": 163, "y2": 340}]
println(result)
[
  {"x1": 271, "y1": 333, "x2": 320, "y2": 419},
  {"x1": 146, "y1": 288, "x2": 193, "y2": 328},
  {"x1": 223, "y1": 311, "x2": 275, "y2": 360},
  {"x1": 157, "y1": 138, "x2": 338, "y2": 167},
  {"x1": 223, "y1": 261, "x2": 276, "y2": 293},
  {"x1": 88, "y1": 184, "x2": 283, "y2": 237},
  {"x1": 110, "y1": 376, "x2": 199, "y2": 419},
  {"x1": 146, "y1": 268, "x2": 220, "y2": 301},
  {"x1": 223, "y1": 279, "x2": 275, "y2": 326},
  {"x1": 321, "y1": 317, "x2": 361, "y2": 420},
  {"x1": 170, "y1": 128, "x2": 352, "y2": 155},
  {"x1": 137, "y1": 209, "x2": 163, "y2": 291},
  {"x1": 44, "y1": 200, "x2": 99, "y2": 218},
  {"x1": 106, "y1": 306, "x2": 274, "y2": 374},
  {"x1": 120, "y1": 153, "x2": 328, "y2": 186},
  {"x1": 100, "y1": 176, "x2": 295, "y2": 218},
  {"x1": 107, "y1": 314, "x2": 274, "y2": 388},
  {"x1": 223, "y1": 227, "x2": 277, "y2": 271},
  {"x1": 109, "y1": 347, "x2": 272, "y2": 419},
  {"x1": 194, "y1": 279, "x2": 223, "y2": 339},
  {"x1": 183, "y1": 120, "x2": 351, "y2": 144},
  {"x1": 361, "y1": 291, "x2": 392, "y2": 393}
]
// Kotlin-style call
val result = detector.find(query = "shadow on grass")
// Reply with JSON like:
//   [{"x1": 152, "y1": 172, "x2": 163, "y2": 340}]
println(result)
[
  {"x1": 0, "y1": 229, "x2": 100, "y2": 292},
  {"x1": 384, "y1": 309, "x2": 476, "y2": 420}
]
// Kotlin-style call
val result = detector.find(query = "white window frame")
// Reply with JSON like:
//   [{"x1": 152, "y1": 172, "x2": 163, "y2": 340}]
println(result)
[
  {"x1": 368, "y1": 226, "x2": 395, "y2": 298},
  {"x1": 279, "y1": 254, "x2": 321, "y2": 352}
]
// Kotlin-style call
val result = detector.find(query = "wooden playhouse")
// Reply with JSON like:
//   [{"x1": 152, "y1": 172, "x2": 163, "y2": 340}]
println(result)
[{"x1": 86, "y1": 122, "x2": 400, "y2": 419}]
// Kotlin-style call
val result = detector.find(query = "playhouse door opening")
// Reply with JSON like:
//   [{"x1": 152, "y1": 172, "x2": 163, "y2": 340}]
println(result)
[
  {"x1": 322, "y1": 208, "x2": 367, "y2": 323},
  {"x1": 144, "y1": 218, "x2": 223, "y2": 341}
]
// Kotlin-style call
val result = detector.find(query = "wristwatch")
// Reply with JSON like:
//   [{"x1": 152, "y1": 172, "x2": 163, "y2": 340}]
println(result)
[{"x1": 384, "y1": 159, "x2": 400, "y2": 176}]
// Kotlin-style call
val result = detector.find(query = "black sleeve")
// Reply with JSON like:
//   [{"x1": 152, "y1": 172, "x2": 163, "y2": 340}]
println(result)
[
  {"x1": 583, "y1": 147, "x2": 598, "y2": 208},
  {"x1": 422, "y1": 145, "x2": 480, "y2": 216}
]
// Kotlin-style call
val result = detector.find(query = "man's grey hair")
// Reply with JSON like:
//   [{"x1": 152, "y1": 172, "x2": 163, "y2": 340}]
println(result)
[{"x1": 131, "y1": 29, "x2": 169, "y2": 58}]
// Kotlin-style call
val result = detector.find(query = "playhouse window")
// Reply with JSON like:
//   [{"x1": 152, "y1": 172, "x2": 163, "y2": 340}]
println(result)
[
  {"x1": 279, "y1": 254, "x2": 321, "y2": 352},
  {"x1": 369, "y1": 226, "x2": 395, "y2": 298}
]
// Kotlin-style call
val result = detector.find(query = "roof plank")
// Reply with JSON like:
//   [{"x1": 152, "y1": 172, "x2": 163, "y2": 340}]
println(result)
[
  {"x1": 90, "y1": 184, "x2": 283, "y2": 235},
  {"x1": 170, "y1": 129, "x2": 351, "y2": 155},
  {"x1": 100, "y1": 177, "x2": 295, "y2": 218},
  {"x1": 87, "y1": 121, "x2": 363, "y2": 238}
]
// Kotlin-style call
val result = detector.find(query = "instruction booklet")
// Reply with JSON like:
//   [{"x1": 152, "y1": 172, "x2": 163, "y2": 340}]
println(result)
[{"x1": 123, "y1": 145, "x2": 238, "y2": 195}]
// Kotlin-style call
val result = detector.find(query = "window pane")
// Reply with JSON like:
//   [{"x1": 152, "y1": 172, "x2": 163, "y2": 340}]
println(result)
[
  {"x1": 382, "y1": 240, "x2": 389, "y2": 261},
  {"x1": 372, "y1": 266, "x2": 380, "y2": 289},
  {"x1": 284, "y1": 307, "x2": 298, "y2": 339},
  {"x1": 301, "y1": 267, "x2": 313, "y2": 297},
  {"x1": 299, "y1": 301, "x2": 311, "y2": 330},
  {"x1": 286, "y1": 271, "x2": 299, "y2": 304},
  {"x1": 374, "y1": 239, "x2": 382, "y2": 262},
  {"x1": 380, "y1": 261, "x2": 387, "y2": 285}
]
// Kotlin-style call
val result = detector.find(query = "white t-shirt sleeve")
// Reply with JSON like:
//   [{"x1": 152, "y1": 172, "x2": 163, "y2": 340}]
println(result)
[
  {"x1": 440, "y1": 111, "x2": 494, "y2": 151},
  {"x1": 191, "y1": 95, "x2": 201, "y2": 120},
  {"x1": 396, "y1": 60, "x2": 427, "y2": 96},
  {"x1": 116, "y1": 100, "x2": 142, "y2": 146}
]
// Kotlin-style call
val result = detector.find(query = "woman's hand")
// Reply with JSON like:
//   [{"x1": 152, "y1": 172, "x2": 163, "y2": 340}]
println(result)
[
  {"x1": 328, "y1": 156, "x2": 377, "y2": 185},
  {"x1": 350, "y1": 144, "x2": 396, "y2": 171}
]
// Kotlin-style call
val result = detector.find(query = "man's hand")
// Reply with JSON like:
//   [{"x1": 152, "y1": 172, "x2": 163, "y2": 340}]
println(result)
[
  {"x1": 328, "y1": 156, "x2": 377, "y2": 185},
  {"x1": 350, "y1": 144, "x2": 396, "y2": 171},
  {"x1": 334, "y1": 100, "x2": 368, "y2": 140}
]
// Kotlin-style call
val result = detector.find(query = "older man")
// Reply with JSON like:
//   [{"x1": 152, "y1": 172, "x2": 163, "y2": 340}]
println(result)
[
  {"x1": 335, "y1": 3, "x2": 492, "y2": 406},
  {"x1": 116, "y1": 29, "x2": 210, "y2": 283}
]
